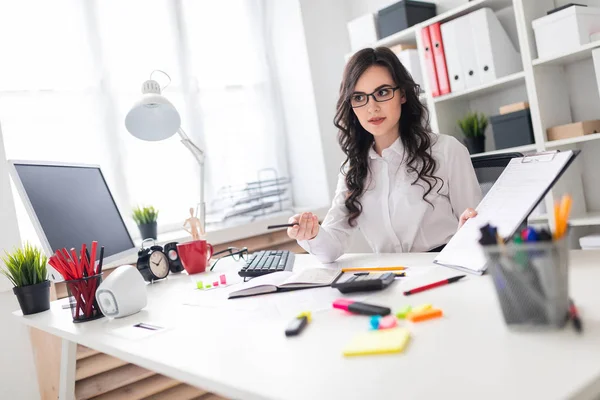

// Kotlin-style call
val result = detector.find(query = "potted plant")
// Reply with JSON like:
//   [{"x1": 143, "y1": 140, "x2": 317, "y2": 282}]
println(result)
[
  {"x1": 458, "y1": 111, "x2": 487, "y2": 154},
  {"x1": 132, "y1": 205, "x2": 159, "y2": 240},
  {"x1": 1, "y1": 243, "x2": 50, "y2": 315}
]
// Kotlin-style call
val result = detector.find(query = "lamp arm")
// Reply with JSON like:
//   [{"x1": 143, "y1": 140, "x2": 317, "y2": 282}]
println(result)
[{"x1": 177, "y1": 128, "x2": 206, "y2": 236}]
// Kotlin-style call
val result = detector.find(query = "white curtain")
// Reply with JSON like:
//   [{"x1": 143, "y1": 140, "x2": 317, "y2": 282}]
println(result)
[{"x1": 0, "y1": 0, "x2": 289, "y2": 238}]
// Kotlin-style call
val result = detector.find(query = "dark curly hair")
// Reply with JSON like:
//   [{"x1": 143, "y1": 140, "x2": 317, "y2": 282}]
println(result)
[{"x1": 334, "y1": 47, "x2": 443, "y2": 227}]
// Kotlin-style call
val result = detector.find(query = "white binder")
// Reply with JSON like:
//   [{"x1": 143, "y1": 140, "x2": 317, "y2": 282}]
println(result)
[
  {"x1": 434, "y1": 151, "x2": 579, "y2": 275},
  {"x1": 440, "y1": 18, "x2": 466, "y2": 93},
  {"x1": 470, "y1": 8, "x2": 522, "y2": 85},
  {"x1": 441, "y1": 8, "x2": 522, "y2": 91}
]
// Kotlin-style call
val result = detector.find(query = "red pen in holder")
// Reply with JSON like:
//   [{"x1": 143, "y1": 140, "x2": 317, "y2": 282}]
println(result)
[{"x1": 49, "y1": 241, "x2": 106, "y2": 323}]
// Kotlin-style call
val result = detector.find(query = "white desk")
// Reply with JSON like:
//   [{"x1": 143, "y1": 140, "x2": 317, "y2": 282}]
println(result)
[{"x1": 13, "y1": 251, "x2": 600, "y2": 400}]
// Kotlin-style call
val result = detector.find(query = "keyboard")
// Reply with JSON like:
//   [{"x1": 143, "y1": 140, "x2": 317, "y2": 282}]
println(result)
[{"x1": 238, "y1": 250, "x2": 295, "y2": 278}]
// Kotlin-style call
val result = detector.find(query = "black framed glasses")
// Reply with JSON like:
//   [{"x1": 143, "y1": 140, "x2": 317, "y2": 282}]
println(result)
[
  {"x1": 350, "y1": 86, "x2": 401, "y2": 108},
  {"x1": 210, "y1": 247, "x2": 249, "y2": 271}
]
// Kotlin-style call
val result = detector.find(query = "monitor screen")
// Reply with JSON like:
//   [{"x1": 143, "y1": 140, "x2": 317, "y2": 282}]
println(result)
[{"x1": 12, "y1": 163, "x2": 134, "y2": 260}]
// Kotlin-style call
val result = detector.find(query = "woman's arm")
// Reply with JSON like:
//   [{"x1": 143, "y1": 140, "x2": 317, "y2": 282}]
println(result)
[
  {"x1": 446, "y1": 137, "x2": 483, "y2": 223},
  {"x1": 295, "y1": 172, "x2": 359, "y2": 263}
]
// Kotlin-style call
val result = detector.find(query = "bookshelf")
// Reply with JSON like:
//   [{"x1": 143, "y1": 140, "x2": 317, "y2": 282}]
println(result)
[{"x1": 344, "y1": 0, "x2": 600, "y2": 241}]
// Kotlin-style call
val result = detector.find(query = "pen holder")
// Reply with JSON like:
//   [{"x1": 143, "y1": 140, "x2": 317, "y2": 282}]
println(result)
[
  {"x1": 65, "y1": 274, "x2": 104, "y2": 323},
  {"x1": 482, "y1": 237, "x2": 569, "y2": 330}
]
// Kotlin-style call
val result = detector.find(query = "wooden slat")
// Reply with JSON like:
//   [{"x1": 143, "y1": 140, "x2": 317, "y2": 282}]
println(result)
[
  {"x1": 75, "y1": 364, "x2": 155, "y2": 399},
  {"x1": 92, "y1": 375, "x2": 179, "y2": 400},
  {"x1": 143, "y1": 383, "x2": 208, "y2": 400},
  {"x1": 76, "y1": 345, "x2": 100, "y2": 361},
  {"x1": 76, "y1": 353, "x2": 128, "y2": 381},
  {"x1": 195, "y1": 394, "x2": 229, "y2": 400},
  {"x1": 29, "y1": 327, "x2": 61, "y2": 400}
]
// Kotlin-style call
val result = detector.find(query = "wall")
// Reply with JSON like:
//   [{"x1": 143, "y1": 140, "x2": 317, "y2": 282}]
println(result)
[
  {"x1": 266, "y1": 0, "x2": 330, "y2": 210},
  {"x1": 0, "y1": 124, "x2": 40, "y2": 399}
]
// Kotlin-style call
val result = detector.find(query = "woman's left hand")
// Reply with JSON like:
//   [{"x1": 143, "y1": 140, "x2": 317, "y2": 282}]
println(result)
[{"x1": 458, "y1": 208, "x2": 478, "y2": 229}]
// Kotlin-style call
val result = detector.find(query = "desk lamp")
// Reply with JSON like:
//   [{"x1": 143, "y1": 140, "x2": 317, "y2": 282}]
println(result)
[{"x1": 124, "y1": 71, "x2": 206, "y2": 236}]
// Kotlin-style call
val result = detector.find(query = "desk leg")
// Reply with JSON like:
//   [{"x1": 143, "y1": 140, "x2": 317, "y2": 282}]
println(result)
[{"x1": 58, "y1": 339, "x2": 77, "y2": 400}]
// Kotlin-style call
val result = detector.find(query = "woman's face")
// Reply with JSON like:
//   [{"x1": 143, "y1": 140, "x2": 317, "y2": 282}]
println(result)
[{"x1": 351, "y1": 65, "x2": 405, "y2": 141}]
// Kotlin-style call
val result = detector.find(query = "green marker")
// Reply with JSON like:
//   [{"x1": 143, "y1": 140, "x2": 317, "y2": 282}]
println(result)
[
  {"x1": 396, "y1": 305, "x2": 412, "y2": 319},
  {"x1": 206, "y1": 284, "x2": 212, "y2": 289}
]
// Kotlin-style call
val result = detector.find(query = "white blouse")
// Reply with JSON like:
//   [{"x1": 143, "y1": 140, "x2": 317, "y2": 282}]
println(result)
[{"x1": 298, "y1": 134, "x2": 482, "y2": 263}]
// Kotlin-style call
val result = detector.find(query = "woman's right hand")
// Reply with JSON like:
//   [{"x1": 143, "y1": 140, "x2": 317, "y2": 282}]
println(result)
[{"x1": 287, "y1": 212, "x2": 319, "y2": 241}]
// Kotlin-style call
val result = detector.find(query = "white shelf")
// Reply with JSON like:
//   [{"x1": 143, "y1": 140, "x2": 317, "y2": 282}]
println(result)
[
  {"x1": 529, "y1": 212, "x2": 600, "y2": 227},
  {"x1": 545, "y1": 133, "x2": 600, "y2": 148},
  {"x1": 470, "y1": 144, "x2": 538, "y2": 158},
  {"x1": 434, "y1": 71, "x2": 525, "y2": 103},
  {"x1": 344, "y1": 0, "x2": 514, "y2": 61},
  {"x1": 532, "y1": 40, "x2": 600, "y2": 67}
]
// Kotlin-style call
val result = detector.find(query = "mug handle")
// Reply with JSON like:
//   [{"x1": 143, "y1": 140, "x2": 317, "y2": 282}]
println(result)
[{"x1": 206, "y1": 243, "x2": 214, "y2": 260}]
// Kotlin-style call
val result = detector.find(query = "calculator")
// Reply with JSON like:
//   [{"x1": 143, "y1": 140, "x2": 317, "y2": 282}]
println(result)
[{"x1": 332, "y1": 272, "x2": 396, "y2": 294}]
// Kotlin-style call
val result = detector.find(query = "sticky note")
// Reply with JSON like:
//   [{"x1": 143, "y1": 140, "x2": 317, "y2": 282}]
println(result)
[
  {"x1": 412, "y1": 304, "x2": 432, "y2": 313},
  {"x1": 407, "y1": 308, "x2": 443, "y2": 322},
  {"x1": 196, "y1": 281, "x2": 204, "y2": 290},
  {"x1": 220, "y1": 274, "x2": 227, "y2": 285},
  {"x1": 395, "y1": 305, "x2": 412, "y2": 319},
  {"x1": 213, "y1": 281, "x2": 219, "y2": 287},
  {"x1": 370, "y1": 315, "x2": 381, "y2": 330},
  {"x1": 343, "y1": 328, "x2": 410, "y2": 357},
  {"x1": 378, "y1": 315, "x2": 398, "y2": 329}
]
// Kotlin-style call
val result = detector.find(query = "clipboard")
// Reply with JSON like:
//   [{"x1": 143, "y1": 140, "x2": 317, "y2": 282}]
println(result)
[{"x1": 434, "y1": 150, "x2": 580, "y2": 275}]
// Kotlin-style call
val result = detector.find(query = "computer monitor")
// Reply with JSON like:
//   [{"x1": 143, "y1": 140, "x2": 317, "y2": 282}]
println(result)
[{"x1": 8, "y1": 161, "x2": 136, "y2": 265}]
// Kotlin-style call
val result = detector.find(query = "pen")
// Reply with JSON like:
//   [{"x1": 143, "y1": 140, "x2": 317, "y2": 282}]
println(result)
[
  {"x1": 403, "y1": 275, "x2": 466, "y2": 296},
  {"x1": 341, "y1": 266, "x2": 406, "y2": 272},
  {"x1": 569, "y1": 299, "x2": 583, "y2": 334},
  {"x1": 267, "y1": 223, "x2": 299, "y2": 229}
]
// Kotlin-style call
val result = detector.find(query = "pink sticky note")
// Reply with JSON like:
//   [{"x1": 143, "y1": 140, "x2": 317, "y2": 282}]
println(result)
[
  {"x1": 220, "y1": 274, "x2": 227, "y2": 285},
  {"x1": 213, "y1": 281, "x2": 219, "y2": 287},
  {"x1": 378, "y1": 315, "x2": 398, "y2": 329}
]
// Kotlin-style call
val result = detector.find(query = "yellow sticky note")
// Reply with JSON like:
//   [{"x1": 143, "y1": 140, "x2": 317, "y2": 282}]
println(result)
[{"x1": 343, "y1": 328, "x2": 410, "y2": 357}]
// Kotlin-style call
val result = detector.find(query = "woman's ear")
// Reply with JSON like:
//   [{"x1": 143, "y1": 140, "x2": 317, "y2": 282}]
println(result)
[{"x1": 399, "y1": 90, "x2": 407, "y2": 104}]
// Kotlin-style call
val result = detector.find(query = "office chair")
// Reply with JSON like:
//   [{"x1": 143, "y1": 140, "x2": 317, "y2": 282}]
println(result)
[{"x1": 471, "y1": 152, "x2": 523, "y2": 198}]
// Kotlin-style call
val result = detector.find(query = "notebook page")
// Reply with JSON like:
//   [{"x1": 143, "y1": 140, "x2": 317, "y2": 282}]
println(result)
[
  {"x1": 280, "y1": 268, "x2": 341, "y2": 287},
  {"x1": 435, "y1": 151, "x2": 573, "y2": 273}
]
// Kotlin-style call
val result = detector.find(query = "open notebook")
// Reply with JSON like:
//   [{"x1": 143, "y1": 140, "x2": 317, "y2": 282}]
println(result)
[
  {"x1": 228, "y1": 268, "x2": 341, "y2": 299},
  {"x1": 435, "y1": 150, "x2": 579, "y2": 275}
]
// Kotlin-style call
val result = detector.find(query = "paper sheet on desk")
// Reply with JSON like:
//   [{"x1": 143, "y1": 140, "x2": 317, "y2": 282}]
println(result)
[{"x1": 435, "y1": 151, "x2": 576, "y2": 274}]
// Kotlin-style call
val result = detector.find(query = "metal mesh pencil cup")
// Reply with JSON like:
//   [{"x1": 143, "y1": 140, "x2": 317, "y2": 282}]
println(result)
[{"x1": 482, "y1": 236, "x2": 569, "y2": 329}]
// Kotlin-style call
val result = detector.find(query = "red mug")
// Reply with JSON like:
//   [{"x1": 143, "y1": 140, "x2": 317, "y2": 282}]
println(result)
[{"x1": 177, "y1": 240, "x2": 214, "y2": 275}]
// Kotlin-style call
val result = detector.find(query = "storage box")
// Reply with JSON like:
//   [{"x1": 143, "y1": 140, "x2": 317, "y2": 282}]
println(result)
[
  {"x1": 394, "y1": 49, "x2": 424, "y2": 88},
  {"x1": 489, "y1": 109, "x2": 534, "y2": 150},
  {"x1": 347, "y1": 14, "x2": 378, "y2": 51},
  {"x1": 547, "y1": 120, "x2": 600, "y2": 141},
  {"x1": 499, "y1": 102, "x2": 529, "y2": 115},
  {"x1": 388, "y1": 43, "x2": 417, "y2": 53},
  {"x1": 532, "y1": 5, "x2": 600, "y2": 59},
  {"x1": 377, "y1": 1, "x2": 436, "y2": 39},
  {"x1": 580, "y1": 234, "x2": 600, "y2": 250}
]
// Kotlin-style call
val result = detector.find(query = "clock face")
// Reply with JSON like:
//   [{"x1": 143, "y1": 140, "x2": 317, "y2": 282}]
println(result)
[{"x1": 149, "y1": 251, "x2": 169, "y2": 279}]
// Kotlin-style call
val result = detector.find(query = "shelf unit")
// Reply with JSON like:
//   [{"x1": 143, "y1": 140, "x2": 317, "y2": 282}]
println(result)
[{"x1": 345, "y1": 0, "x2": 600, "y2": 244}]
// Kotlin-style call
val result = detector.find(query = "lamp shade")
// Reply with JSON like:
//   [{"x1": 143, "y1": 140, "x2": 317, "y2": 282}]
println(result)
[{"x1": 125, "y1": 80, "x2": 181, "y2": 141}]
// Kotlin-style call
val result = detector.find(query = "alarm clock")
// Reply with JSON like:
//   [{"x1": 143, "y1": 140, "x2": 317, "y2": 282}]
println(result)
[
  {"x1": 136, "y1": 239, "x2": 170, "y2": 282},
  {"x1": 163, "y1": 242, "x2": 184, "y2": 273},
  {"x1": 96, "y1": 265, "x2": 147, "y2": 318}
]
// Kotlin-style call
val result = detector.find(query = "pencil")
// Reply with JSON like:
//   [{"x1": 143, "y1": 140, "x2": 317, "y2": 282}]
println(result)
[
  {"x1": 267, "y1": 223, "x2": 299, "y2": 229},
  {"x1": 341, "y1": 266, "x2": 407, "y2": 272}
]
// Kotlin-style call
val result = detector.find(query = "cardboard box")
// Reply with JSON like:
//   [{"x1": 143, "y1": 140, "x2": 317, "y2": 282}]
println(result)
[
  {"x1": 547, "y1": 120, "x2": 600, "y2": 141},
  {"x1": 499, "y1": 102, "x2": 529, "y2": 115},
  {"x1": 388, "y1": 43, "x2": 417, "y2": 53}
]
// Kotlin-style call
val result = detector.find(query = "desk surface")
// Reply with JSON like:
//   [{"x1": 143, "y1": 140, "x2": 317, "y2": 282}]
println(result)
[{"x1": 14, "y1": 251, "x2": 600, "y2": 400}]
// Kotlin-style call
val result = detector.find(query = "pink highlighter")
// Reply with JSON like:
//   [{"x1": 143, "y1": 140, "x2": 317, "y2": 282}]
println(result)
[{"x1": 333, "y1": 299, "x2": 391, "y2": 316}]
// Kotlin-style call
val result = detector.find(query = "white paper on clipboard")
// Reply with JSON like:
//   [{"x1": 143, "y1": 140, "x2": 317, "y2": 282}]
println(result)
[{"x1": 434, "y1": 150, "x2": 576, "y2": 274}]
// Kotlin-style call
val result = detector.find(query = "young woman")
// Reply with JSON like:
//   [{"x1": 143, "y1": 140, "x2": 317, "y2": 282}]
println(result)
[{"x1": 287, "y1": 47, "x2": 482, "y2": 263}]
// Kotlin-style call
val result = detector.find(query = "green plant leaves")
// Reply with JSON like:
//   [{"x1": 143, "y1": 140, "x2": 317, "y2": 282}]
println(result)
[
  {"x1": 457, "y1": 111, "x2": 488, "y2": 138},
  {"x1": 0, "y1": 243, "x2": 48, "y2": 287},
  {"x1": 132, "y1": 205, "x2": 159, "y2": 225}
]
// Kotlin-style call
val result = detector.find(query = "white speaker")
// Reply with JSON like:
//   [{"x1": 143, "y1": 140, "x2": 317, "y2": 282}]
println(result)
[{"x1": 96, "y1": 265, "x2": 147, "y2": 318}]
